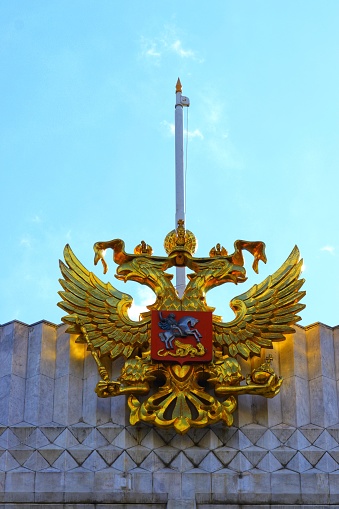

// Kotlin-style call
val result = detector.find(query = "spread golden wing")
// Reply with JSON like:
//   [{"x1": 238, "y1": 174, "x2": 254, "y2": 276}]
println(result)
[
  {"x1": 213, "y1": 246, "x2": 305, "y2": 359},
  {"x1": 58, "y1": 245, "x2": 151, "y2": 360}
]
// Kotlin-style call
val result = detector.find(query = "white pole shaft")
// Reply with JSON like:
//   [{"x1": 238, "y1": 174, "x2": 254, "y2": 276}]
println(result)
[
  {"x1": 175, "y1": 86, "x2": 186, "y2": 298},
  {"x1": 175, "y1": 93, "x2": 185, "y2": 226}
]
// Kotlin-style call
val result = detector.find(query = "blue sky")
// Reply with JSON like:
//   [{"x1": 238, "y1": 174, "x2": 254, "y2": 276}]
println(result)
[{"x1": 1, "y1": 1, "x2": 338, "y2": 327}]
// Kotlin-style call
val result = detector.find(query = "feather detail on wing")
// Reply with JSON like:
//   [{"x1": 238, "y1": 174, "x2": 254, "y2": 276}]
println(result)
[
  {"x1": 213, "y1": 246, "x2": 305, "y2": 359},
  {"x1": 58, "y1": 244, "x2": 151, "y2": 360}
]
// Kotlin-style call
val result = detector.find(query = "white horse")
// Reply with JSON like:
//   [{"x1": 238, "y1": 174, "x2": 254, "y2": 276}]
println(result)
[{"x1": 159, "y1": 315, "x2": 202, "y2": 350}]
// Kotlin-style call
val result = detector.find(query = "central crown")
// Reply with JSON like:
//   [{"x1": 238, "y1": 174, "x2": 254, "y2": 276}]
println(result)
[{"x1": 163, "y1": 220, "x2": 197, "y2": 256}]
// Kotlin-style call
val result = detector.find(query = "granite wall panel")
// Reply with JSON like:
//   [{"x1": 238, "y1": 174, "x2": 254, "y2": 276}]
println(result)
[{"x1": 0, "y1": 320, "x2": 338, "y2": 508}]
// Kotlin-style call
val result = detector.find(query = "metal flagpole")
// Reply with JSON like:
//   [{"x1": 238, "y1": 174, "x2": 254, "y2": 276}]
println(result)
[{"x1": 175, "y1": 78, "x2": 190, "y2": 298}]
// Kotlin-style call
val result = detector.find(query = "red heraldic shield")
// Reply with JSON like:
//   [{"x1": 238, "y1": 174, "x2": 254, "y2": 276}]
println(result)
[{"x1": 151, "y1": 310, "x2": 213, "y2": 365}]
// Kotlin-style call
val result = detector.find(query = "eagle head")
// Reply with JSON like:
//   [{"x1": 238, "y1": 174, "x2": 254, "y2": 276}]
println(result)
[{"x1": 188, "y1": 258, "x2": 247, "y2": 291}]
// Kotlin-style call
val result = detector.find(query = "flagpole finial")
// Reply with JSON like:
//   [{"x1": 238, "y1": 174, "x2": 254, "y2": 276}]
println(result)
[{"x1": 176, "y1": 78, "x2": 182, "y2": 93}]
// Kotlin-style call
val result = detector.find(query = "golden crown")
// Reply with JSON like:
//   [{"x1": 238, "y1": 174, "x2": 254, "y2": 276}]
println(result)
[{"x1": 163, "y1": 220, "x2": 197, "y2": 255}]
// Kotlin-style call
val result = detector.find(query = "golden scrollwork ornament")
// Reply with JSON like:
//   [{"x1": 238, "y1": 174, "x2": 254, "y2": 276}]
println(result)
[{"x1": 58, "y1": 221, "x2": 305, "y2": 434}]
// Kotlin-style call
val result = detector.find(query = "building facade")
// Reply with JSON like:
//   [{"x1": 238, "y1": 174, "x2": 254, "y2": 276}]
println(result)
[{"x1": 1, "y1": 319, "x2": 339, "y2": 508}]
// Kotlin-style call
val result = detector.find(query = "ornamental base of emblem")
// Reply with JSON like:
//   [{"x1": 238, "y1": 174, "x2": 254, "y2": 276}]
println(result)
[
  {"x1": 93, "y1": 351, "x2": 283, "y2": 434},
  {"x1": 127, "y1": 362, "x2": 238, "y2": 434}
]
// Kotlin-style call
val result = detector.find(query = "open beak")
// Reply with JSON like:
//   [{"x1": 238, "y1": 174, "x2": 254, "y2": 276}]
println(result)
[
  {"x1": 115, "y1": 265, "x2": 132, "y2": 282},
  {"x1": 229, "y1": 266, "x2": 247, "y2": 284}
]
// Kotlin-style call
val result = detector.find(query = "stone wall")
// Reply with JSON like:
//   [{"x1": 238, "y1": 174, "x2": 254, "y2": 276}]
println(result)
[{"x1": 0, "y1": 319, "x2": 339, "y2": 508}]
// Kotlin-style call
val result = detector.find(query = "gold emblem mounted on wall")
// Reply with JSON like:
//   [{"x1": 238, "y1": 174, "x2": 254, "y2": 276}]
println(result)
[{"x1": 58, "y1": 221, "x2": 305, "y2": 434}]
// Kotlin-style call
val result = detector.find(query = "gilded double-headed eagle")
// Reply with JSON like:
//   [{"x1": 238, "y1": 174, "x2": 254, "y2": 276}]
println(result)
[{"x1": 58, "y1": 223, "x2": 305, "y2": 432}]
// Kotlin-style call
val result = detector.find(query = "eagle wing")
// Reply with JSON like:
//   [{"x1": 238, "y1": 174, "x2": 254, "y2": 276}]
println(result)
[
  {"x1": 58, "y1": 244, "x2": 151, "y2": 360},
  {"x1": 213, "y1": 246, "x2": 305, "y2": 359}
]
